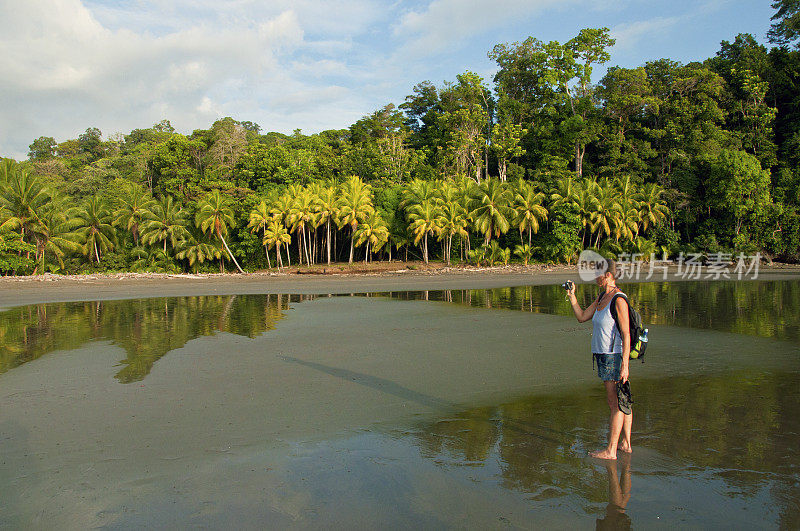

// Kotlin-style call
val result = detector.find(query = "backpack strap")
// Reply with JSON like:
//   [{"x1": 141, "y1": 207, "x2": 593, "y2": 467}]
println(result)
[{"x1": 608, "y1": 293, "x2": 630, "y2": 348}]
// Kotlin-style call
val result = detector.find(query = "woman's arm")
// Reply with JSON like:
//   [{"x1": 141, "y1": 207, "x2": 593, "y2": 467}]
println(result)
[
  {"x1": 615, "y1": 297, "x2": 631, "y2": 383},
  {"x1": 567, "y1": 283, "x2": 597, "y2": 323}
]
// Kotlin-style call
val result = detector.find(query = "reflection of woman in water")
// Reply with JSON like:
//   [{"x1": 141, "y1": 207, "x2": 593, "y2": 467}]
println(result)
[
  {"x1": 566, "y1": 261, "x2": 633, "y2": 460},
  {"x1": 596, "y1": 457, "x2": 632, "y2": 530}
]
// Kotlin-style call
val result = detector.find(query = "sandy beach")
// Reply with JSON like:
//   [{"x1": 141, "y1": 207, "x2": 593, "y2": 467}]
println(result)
[{"x1": 2, "y1": 262, "x2": 800, "y2": 307}]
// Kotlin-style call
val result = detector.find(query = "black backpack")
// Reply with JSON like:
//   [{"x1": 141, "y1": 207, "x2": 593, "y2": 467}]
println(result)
[{"x1": 608, "y1": 293, "x2": 648, "y2": 362}]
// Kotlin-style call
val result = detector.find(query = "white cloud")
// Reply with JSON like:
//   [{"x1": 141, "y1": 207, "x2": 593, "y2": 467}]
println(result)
[
  {"x1": 0, "y1": 0, "x2": 767, "y2": 159},
  {"x1": 0, "y1": 0, "x2": 386, "y2": 158},
  {"x1": 392, "y1": 0, "x2": 578, "y2": 58},
  {"x1": 610, "y1": 16, "x2": 682, "y2": 51}
]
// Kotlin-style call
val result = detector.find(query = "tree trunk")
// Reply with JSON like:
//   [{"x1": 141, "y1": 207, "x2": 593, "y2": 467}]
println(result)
[
  {"x1": 219, "y1": 232, "x2": 244, "y2": 273},
  {"x1": 326, "y1": 220, "x2": 331, "y2": 265},
  {"x1": 423, "y1": 232, "x2": 428, "y2": 264},
  {"x1": 296, "y1": 230, "x2": 303, "y2": 266},
  {"x1": 575, "y1": 142, "x2": 584, "y2": 177},
  {"x1": 94, "y1": 240, "x2": 100, "y2": 264},
  {"x1": 448, "y1": 235, "x2": 453, "y2": 265},
  {"x1": 349, "y1": 224, "x2": 355, "y2": 264},
  {"x1": 265, "y1": 245, "x2": 272, "y2": 269}
]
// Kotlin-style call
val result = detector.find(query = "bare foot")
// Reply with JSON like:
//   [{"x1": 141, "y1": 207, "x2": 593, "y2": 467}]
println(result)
[
  {"x1": 590, "y1": 449, "x2": 617, "y2": 460},
  {"x1": 618, "y1": 442, "x2": 633, "y2": 454}
]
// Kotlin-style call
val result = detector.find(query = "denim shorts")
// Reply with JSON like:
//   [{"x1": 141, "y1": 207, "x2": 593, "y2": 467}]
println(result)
[{"x1": 594, "y1": 353, "x2": 622, "y2": 381}]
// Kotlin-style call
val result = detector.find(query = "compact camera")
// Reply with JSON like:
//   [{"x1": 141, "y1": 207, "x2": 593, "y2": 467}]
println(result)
[{"x1": 562, "y1": 280, "x2": 574, "y2": 291}]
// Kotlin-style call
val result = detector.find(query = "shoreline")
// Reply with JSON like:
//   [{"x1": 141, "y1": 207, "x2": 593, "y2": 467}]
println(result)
[{"x1": 2, "y1": 263, "x2": 800, "y2": 308}]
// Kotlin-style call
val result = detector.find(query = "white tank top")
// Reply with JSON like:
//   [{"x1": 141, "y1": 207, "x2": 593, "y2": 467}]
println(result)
[{"x1": 591, "y1": 293, "x2": 623, "y2": 354}]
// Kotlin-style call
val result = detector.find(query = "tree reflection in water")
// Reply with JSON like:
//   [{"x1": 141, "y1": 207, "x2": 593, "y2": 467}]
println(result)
[
  {"x1": 0, "y1": 294, "x2": 319, "y2": 382},
  {"x1": 382, "y1": 280, "x2": 800, "y2": 343}
]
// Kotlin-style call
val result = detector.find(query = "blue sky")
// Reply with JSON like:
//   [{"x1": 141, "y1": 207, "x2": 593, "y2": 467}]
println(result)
[{"x1": 0, "y1": 0, "x2": 775, "y2": 159}]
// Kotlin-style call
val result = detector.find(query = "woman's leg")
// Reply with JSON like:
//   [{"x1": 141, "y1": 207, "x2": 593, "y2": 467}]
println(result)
[
  {"x1": 591, "y1": 381, "x2": 624, "y2": 460},
  {"x1": 619, "y1": 411, "x2": 633, "y2": 453}
]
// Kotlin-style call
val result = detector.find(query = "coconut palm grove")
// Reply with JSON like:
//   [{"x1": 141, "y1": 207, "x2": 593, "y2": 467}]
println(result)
[{"x1": 2, "y1": 6, "x2": 800, "y2": 275}]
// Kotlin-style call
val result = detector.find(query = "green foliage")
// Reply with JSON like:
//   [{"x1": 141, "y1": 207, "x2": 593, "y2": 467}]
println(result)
[
  {"x1": 709, "y1": 149, "x2": 772, "y2": 238},
  {"x1": 768, "y1": 0, "x2": 800, "y2": 46},
  {"x1": 28, "y1": 136, "x2": 57, "y2": 162},
  {"x1": 467, "y1": 246, "x2": 486, "y2": 266},
  {"x1": 0, "y1": 233, "x2": 36, "y2": 274}
]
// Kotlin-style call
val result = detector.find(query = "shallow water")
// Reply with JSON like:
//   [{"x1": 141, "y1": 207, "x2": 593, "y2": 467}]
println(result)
[{"x1": 0, "y1": 281, "x2": 798, "y2": 528}]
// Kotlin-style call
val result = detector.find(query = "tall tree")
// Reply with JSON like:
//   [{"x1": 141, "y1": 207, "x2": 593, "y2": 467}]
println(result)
[
  {"x1": 114, "y1": 183, "x2": 156, "y2": 246},
  {"x1": 468, "y1": 178, "x2": 514, "y2": 244},
  {"x1": 354, "y1": 210, "x2": 389, "y2": 263},
  {"x1": 28, "y1": 137, "x2": 57, "y2": 162},
  {"x1": 141, "y1": 195, "x2": 189, "y2": 255},
  {"x1": 195, "y1": 190, "x2": 245, "y2": 273},
  {"x1": 768, "y1": 0, "x2": 800, "y2": 46},
  {"x1": 75, "y1": 196, "x2": 117, "y2": 264},
  {"x1": 247, "y1": 200, "x2": 274, "y2": 268},
  {"x1": 336, "y1": 176, "x2": 375, "y2": 264},
  {"x1": 513, "y1": 181, "x2": 548, "y2": 246},
  {"x1": 407, "y1": 199, "x2": 439, "y2": 264},
  {"x1": 0, "y1": 164, "x2": 49, "y2": 242},
  {"x1": 439, "y1": 72, "x2": 492, "y2": 182}
]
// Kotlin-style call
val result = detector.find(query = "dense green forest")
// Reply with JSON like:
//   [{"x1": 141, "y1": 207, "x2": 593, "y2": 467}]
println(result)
[{"x1": 2, "y1": 4, "x2": 800, "y2": 274}]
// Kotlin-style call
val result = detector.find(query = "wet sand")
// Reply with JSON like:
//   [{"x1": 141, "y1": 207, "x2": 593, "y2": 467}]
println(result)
[
  {"x1": 1, "y1": 293, "x2": 799, "y2": 527},
  {"x1": 2, "y1": 263, "x2": 800, "y2": 307}
]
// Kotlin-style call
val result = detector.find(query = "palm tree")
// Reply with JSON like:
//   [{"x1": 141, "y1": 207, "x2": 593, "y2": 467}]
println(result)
[
  {"x1": 114, "y1": 183, "x2": 156, "y2": 246},
  {"x1": 0, "y1": 164, "x2": 49, "y2": 241},
  {"x1": 616, "y1": 201, "x2": 640, "y2": 242},
  {"x1": 0, "y1": 158, "x2": 14, "y2": 184},
  {"x1": 590, "y1": 180, "x2": 621, "y2": 248},
  {"x1": 550, "y1": 176, "x2": 580, "y2": 209},
  {"x1": 195, "y1": 190, "x2": 244, "y2": 273},
  {"x1": 75, "y1": 196, "x2": 117, "y2": 264},
  {"x1": 514, "y1": 243, "x2": 539, "y2": 265},
  {"x1": 287, "y1": 185, "x2": 316, "y2": 266},
  {"x1": 435, "y1": 184, "x2": 469, "y2": 265},
  {"x1": 30, "y1": 192, "x2": 82, "y2": 273},
  {"x1": 613, "y1": 176, "x2": 641, "y2": 242},
  {"x1": 354, "y1": 210, "x2": 389, "y2": 263},
  {"x1": 263, "y1": 216, "x2": 291, "y2": 269},
  {"x1": 336, "y1": 176, "x2": 374, "y2": 264},
  {"x1": 141, "y1": 195, "x2": 189, "y2": 255},
  {"x1": 400, "y1": 178, "x2": 438, "y2": 209},
  {"x1": 454, "y1": 174, "x2": 477, "y2": 258},
  {"x1": 407, "y1": 199, "x2": 439, "y2": 264},
  {"x1": 248, "y1": 199, "x2": 273, "y2": 268},
  {"x1": 131, "y1": 247, "x2": 180, "y2": 273},
  {"x1": 638, "y1": 182, "x2": 670, "y2": 234},
  {"x1": 468, "y1": 178, "x2": 513, "y2": 245},
  {"x1": 574, "y1": 184, "x2": 599, "y2": 248},
  {"x1": 314, "y1": 182, "x2": 339, "y2": 265},
  {"x1": 513, "y1": 181, "x2": 548, "y2": 246},
  {"x1": 269, "y1": 192, "x2": 294, "y2": 266},
  {"x1": 175, "y1": 227, "x2": 220, "y2": 273}
]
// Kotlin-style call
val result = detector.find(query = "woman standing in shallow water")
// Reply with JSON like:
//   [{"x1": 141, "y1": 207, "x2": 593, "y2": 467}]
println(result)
[{"x1": 566, "y1": 261, "x2": 633, "y2": 460}]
